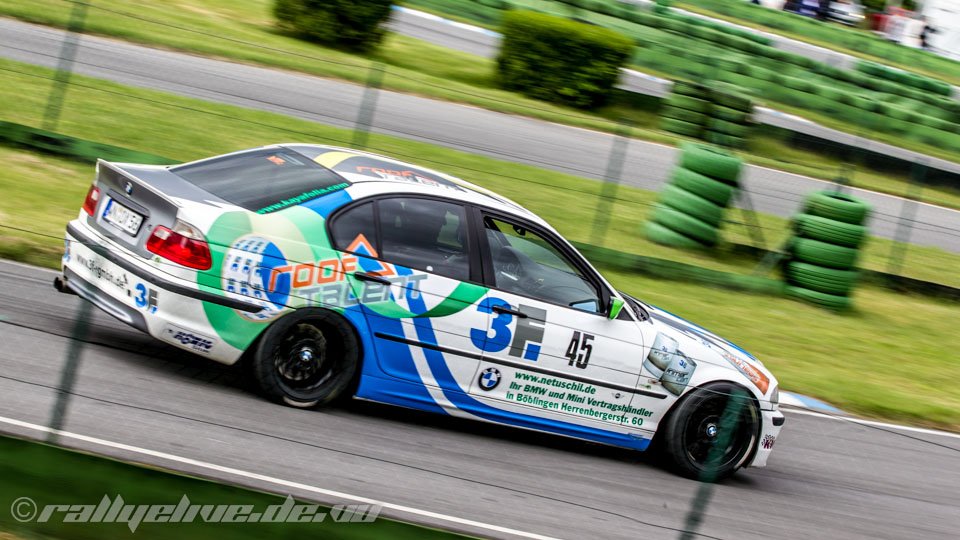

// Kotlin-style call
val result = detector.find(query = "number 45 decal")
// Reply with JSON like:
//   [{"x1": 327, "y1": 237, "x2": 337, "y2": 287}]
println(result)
[{"x1": 565, "y1": 331, "x2": 594, "y2": 369}]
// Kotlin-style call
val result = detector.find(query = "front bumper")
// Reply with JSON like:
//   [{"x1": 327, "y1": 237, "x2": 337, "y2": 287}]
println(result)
[
  {"x1": 61, "y1": 219, "x2": 253, "y2": 364},
  {"x1": 747, "y1": 408, "x2": 785, "y2": 468}
]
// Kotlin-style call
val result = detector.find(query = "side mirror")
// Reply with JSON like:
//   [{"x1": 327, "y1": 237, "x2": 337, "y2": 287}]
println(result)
[{"x1": 607, "y1": 297, "x2": 625, "y2": 320}]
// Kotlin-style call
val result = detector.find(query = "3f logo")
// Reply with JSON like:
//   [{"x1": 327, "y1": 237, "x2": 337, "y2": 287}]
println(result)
[{"x1": 470, "y1": 297, "x2": 546, "y2": 361}]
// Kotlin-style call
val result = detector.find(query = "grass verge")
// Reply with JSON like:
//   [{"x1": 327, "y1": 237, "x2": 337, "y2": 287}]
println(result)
[
  {"x1": 0, "y1": 60, "x2": 959, "y2": 428},
  {"x1": 0, "y1": 434, "x2": 467, "y2": 539},
  {"x1": 2, "y1": 0, "x2": 960, "y2": 210}
]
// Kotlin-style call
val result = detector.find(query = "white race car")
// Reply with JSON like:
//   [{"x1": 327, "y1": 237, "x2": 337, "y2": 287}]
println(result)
[{"x1": 57, "y1": 144, "x2": 784, "y2": 480}]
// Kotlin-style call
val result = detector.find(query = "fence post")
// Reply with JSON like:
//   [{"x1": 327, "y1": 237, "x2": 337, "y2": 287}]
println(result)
[
  {"x1": 47, "y1": 301, "x2": 91, "y2": 444},
  {"x1": 836, "y1": 122, "x2": 868, "y2": 192},
  {"x1": 678, "y1": 387, "x2": 749, "y2": 540},
  {"x1": 41, "y1": 0, "x2": 89, "y2": 132},
  {"x1": 886, "y1": 160, "x2": 926, "y2": 278},
  {"x1": 589, "y1": 120, "x2": 631, "y2": 247},
  {"x1": 735, "y1": 187, "x2": 767, "y2": 251},
  {"x1": 350, "y1": 62, "x2": 385, "y2": 151}
]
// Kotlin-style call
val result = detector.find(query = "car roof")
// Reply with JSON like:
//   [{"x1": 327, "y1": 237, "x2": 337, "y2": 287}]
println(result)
[{"x1": 278, "y1": 144, "x2": 544, "y2": 222}]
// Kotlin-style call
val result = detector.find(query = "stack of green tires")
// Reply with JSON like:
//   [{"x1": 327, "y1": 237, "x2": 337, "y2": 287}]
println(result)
[
  {"x1": 785, "y1": 191, "x2": 871, "y2": 311},
  {"x1": 661, "y1": 81, "x2": 711, "y2": 139},
  {"x1": 705, "y1": 88, "x2": 754, "y2": 149},
  {"x1": 645, "y1": 143, "x2": 742, "y2": 248}
]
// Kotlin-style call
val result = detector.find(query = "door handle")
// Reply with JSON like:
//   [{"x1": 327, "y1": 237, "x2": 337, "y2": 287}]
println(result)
[
  {"x1": 354, "y1": 272, "x2": 391, "y2": 286},
  {"x1": 492, "y1": 304, "x2": 528, "y2": 318}
]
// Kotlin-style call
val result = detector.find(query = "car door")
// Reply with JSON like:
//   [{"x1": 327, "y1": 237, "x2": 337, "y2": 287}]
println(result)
[
  {"x1": 467, "y1": 212, "x2": 668, "y2": 432},
  {"x1": 327, "y1": 196, "x2": 491, "y2": 397}
]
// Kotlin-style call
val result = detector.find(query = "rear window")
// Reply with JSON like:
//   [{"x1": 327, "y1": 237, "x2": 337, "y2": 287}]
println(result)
[{"x1": 170, "y1": 148, "x2": 349, "y2": 214}]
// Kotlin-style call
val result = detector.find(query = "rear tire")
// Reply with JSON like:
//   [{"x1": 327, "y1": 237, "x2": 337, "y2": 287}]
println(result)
[
  {"x1": 250, "y1": 309, "x2": 359, "y2": 408},
  {"x1": 662, "y1": 383, "x2": 760, "y2": 481}
]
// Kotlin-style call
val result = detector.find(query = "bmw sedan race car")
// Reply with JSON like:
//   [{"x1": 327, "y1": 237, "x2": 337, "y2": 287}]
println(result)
[{"x1": 57, "y1": 144, "x2": 784, "y2": 480}]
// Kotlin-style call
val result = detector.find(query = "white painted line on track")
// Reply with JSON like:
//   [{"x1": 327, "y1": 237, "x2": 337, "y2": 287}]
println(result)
[
  {"x1": 783, "y1": 409, "x2": 960, "y2": 440},
  {"x1": 0, "y1": 415, "x2": 563, "y2": 540},
  {"x1": 0, "y1": 258, "x2": 60, "y2": 274}
]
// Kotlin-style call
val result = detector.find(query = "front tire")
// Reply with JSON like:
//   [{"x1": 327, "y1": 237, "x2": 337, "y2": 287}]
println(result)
[
  {"x1": 662, "y1": 382, "x2": 760, "y2": 481},
  {"x1": 250, "y1": 309, "x2": 359, "y2": 408}
]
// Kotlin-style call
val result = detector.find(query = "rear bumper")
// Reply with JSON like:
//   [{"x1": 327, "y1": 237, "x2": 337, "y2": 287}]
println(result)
[
  {"x1": 62, "y1": 219, "x2": 254, "y2": 364},
  {"x1": 747, "y1": 408, "x2": 785, "y2": 468},
  {"x1": 66, "y1": 222, "x2": 261, "y2": 312}
]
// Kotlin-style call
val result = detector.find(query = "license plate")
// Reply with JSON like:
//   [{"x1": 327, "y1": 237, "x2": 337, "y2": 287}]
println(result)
[{"x1": 102, "y1": 197, "x2": 144, "y2": 236}]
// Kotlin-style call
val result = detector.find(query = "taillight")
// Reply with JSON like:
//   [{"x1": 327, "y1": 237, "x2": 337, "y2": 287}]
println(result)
[
  {"x1": 146, "y1": 220, "x2": 212, "y2": 270},
  {"x1": 82, "y1": 185, "x2": 101, "y2": 216}
]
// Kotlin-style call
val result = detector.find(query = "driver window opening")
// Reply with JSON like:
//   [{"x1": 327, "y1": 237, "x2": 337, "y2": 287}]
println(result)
[
  {"x1": 378, "y1": 198, "x2": 470, "y2": 281},
  {"x1": 483, "y1": 216, "x2": 602, "y2": 313}
]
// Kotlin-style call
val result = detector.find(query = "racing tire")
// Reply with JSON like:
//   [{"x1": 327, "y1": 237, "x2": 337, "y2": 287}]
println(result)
[
  {"x1": 672, "y1": 81, "x2": 710, "y2": 99},
  {"x1": 786, "y1": 286, "x2": 852, "y2": 311},
  {"x1": 660, "y1": 185, "x2": 725, "y2": 227},
  {"x1": 661, "y1": 382, "x2": 760, "y2": 481},
  {"x1": 664, "y1": 95, "x2": 711, "y2": 114},
  {"x1": 707, "y1": 119, "x2": 750, "y2": 138},
  {"x1": 793, "y1": 213, "x2": 867, "y2": 248},
  {"x1": 705, "y1": 130, "x2": 746, "y2": 149},
  {"x1": 790, "y1": 238, "x2": 858, "y2": 270},
  {"x1": 711, "y1": 105, "x2": 750, "y2": 123},
  {"x1": 662, "y1": 118, "x2": 703, "y2": 138},
  {"x1": 804, "y1": 191, "x2": 871, "y2": 225},
  {"x1": 662, "y1": 106, "x2": 708, "y2": 125},
  {"x1": 670, "y1": 167, "x2": 737, "y2": 206},
  {"x1": 250, "y1": 308, "x2": 360, "y2": 408},
  {"x1": 786, "y1": 262, "x2": 858, "y2": 295},
  {"x1": 652, "y1": 205, "x2": 719, "y2": 246},
  {"x1": 643, "y1": 221, "x2": 705, "y2": 249},
  {"x1": 680, "y1": 142, "x2": 743, "y2": 184},
  {"x1": 711, "y1": 91, "x2": 753, "y2": 112}
]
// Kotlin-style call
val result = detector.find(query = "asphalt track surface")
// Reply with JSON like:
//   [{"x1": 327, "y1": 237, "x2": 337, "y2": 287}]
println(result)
[
  {"x1": 1, "y1": 259, "x2": 959, "y2": 539},
  {"x1": 1, "y1": 18, "x2": 960, "y2": 253}
]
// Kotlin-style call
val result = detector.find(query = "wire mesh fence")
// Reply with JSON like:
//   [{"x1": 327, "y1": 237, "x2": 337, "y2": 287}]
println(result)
[{"x1": 1, "y1": 3, "x2": 960, "y2": 540}]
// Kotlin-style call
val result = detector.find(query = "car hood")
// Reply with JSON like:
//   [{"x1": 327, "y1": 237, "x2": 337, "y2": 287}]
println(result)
[{"x1": 644, "y1": 304, "x2": 775, "y2": 396}]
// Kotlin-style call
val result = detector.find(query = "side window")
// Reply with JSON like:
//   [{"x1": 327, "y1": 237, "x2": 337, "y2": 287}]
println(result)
[
  {"x1": 331, "y1": 201, "x2": 378, "y2": 255},
  {"x1": 484, "y1": 216, "x2": 602, "y2": 313},
  {"x1": 378, "y1": 198, "x2": 470, "y2": 281}
]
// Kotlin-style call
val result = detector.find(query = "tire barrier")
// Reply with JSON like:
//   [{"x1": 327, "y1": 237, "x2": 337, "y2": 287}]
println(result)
[
  {"x1": 661, "y1": 82, "x2": 711, "y2": 139},
  {"x1": 661, "y1": 81, "x2": 755, "y2": 149},
  {"x1": 645, "y1": 143, "x2": 743, "y2": 249},
  {"x1": 785, "y1": 190, "x2": 872, "y2": 310}
]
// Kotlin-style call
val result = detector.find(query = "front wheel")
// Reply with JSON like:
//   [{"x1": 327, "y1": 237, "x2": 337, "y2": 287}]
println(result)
[
  {"x1": 661, "y1": 382, "x2": 760, "y2": 481},
  {"x1": 250, "y1": 309, "x2": 359, "y2": 408}
]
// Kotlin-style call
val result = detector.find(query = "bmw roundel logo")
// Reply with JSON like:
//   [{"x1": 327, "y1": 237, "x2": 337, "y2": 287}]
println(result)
[
  {"x1": 124, "y1": 181, "x2": 133, "y2": 195},
  {"x1": 478, "y1": 367, "x2": 501, "y2": 391}
]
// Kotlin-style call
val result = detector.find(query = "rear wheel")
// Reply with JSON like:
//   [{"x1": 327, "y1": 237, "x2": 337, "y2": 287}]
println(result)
[
  {"x1": 250, "y1": 309, "x2": 359, "y2": 408},
  {"x1": 662, "y1": 383, "x2": 759, "y2": 481}
]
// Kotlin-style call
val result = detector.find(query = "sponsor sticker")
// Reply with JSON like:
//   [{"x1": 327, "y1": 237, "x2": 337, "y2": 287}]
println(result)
[
  {"x1": 478, "y1": 367, "x2": 501, "y2": 391},
  {"x1": 761, "y1": 434, "x2": 776, "y2": 450},
  {"x1": 75, "y1": 253, "x2": 129, "y2": 291},
  {"x1": 162, "y1": 325, "x2": 216, "y2": 354}
]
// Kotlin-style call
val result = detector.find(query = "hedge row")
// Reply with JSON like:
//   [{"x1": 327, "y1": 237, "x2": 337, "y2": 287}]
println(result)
[
  {"x1": 496, "y1": 10, "x2": 633, "y2": 108},
  {"x1": 274, "y1": 0, "x2": 393, "y2": 52}
]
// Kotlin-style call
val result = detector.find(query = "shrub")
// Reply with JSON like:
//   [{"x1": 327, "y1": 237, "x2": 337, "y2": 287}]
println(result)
[
  {"x1": 496, "y1": 10, "x2": 633, "y2": 109},
  {"x1": 273, "y1": 0, "x2": 393, "y2": 52}
]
